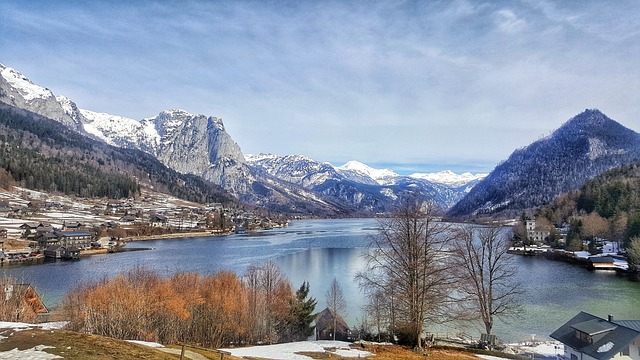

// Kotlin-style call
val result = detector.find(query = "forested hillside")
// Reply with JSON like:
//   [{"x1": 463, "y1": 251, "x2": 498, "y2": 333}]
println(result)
[
  {"x1": 536, "y1": 161, "x2": 640, "y2": 249},
  {"x1": 449, "y1": 109, "x2": 640, "y2": 218},
  {"x1": 0, "y1": 105, "x2": 234, "y2": 204}
]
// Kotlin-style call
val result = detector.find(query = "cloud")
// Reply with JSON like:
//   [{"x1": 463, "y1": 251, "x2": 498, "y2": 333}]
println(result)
[
  {"x1": 494, "y1": 9, "x2": 527, "y2": 33},
  {"x1": 1, "y1": 0, "x2": 640, "y2": 173}
]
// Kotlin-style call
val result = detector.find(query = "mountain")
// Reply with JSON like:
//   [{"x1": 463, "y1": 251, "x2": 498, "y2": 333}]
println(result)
[
  {"x1": 448, "y1": 109, "x2": 640, "y2": 217},
  {"x1": 0, "y1": 63, "x2": 483, "y2": 215},
  {"x1": 0, "y1": 64, "x2": 369, "y2": 215},
  {"x1": 0, "y1": 105, "x2": 233, "y2": 204},
  {"x1": 245, "y1": 154, "x2": 480, "y2": 211},
  {"x1": 336, "y1": 161, "x2": 400, "y2": 185},
  {"x1": 409, "y1": 170, "x2": 487, "y2": 189}
]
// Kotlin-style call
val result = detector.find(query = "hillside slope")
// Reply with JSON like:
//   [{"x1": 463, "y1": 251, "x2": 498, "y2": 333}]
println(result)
[
  {"x1": 449, "y1": 109, "x2": 640, "y2": 217},
  {"x1": 0, "y1": 105, "x2": 234, "y2": 204}
]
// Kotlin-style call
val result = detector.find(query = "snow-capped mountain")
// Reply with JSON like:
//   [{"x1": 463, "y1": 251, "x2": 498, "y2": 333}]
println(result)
[
  {"x1": 449, "y1": 109, "x2": 640, "y2": 217},
  {"x1": 0, "y1": 62, "x2": 483, "y2": 215},
  {"x1": 336, "y1": 161, "x2": 400, "y2": 186},
  {"x1": 0, "y1": 64, "x2": 84, "y2": 131},
  {"x1": 409, "y1": 170, "x2": 487, "y2": 189},
  {"x1": 246, "y1": 154, "x2": 480, "y2": 211}
]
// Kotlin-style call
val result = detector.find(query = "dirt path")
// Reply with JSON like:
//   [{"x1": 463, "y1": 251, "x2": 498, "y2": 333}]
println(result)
[{"x1": 156, "y1": 347, "x2": 210, "y2": 360}]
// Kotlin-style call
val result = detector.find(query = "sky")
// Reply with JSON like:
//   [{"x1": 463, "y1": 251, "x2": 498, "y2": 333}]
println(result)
[{"x1": 1, "y1": 1, "x2": 640, "y2": 174}]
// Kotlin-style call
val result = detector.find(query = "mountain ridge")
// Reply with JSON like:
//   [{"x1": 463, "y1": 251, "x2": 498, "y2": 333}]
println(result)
[
  {"x1": 448, "y1": 109, "x2": 640, "y2": 217},
  {"x1": 0, "y1": 63, "x2": 484, "y2": 214}
]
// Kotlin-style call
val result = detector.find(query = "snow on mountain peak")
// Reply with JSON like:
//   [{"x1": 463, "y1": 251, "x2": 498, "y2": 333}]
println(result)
[
  {"x1": 245, "y1": 153, "x2": 279, "y2": 162},
  {"x1": 409, "y1": 170, "x2": 487, "y2": 188},
  {"x1": 337, "y1": 161, "x2": 399, "y2": 185},
  {"x1": 0, "y1": 65, "x2": 54, "y2": 102}
]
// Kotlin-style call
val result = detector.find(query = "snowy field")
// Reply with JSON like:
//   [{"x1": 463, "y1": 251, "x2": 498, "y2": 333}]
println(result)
[{"x1": 221, "y1": 340, "x2": 373, "y2": 359}]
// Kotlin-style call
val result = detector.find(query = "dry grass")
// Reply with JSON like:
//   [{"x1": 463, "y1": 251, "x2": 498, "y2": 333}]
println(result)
[
  {"x1": 0, "y1": 328, "x2": 178, "y2": 359},
  {"x1": 0, "y1": 328, "x2": 505, "y2": 360},
  {"x1": 296, "y1": 344, "x2": 483, "y2": 360}
]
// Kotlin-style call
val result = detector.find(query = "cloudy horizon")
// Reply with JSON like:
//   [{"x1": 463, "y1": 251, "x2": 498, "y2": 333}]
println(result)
[{"x1": 2, "y1": 1, "x2": 639, "y2": 174}]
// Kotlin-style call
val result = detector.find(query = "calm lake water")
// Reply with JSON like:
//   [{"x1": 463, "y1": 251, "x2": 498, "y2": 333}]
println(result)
[{"x1": 1, "y1": 218, "x2": 639, "y2": 343}]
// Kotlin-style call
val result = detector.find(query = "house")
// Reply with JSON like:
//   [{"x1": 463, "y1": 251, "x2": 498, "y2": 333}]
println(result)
[
  {"x1": 43, "y1": 244, "x2": 79, "y2": 259},
  {"x1": 36, "y1": 231, "x2": 61, "y2": 248},
  {"x1": 20, "y1": 222, "x2": 53, "y2": 239},
  {"x1": 0, "y1": 283, "x2": 49, "y2": 322},
  {"x1": 63, "y1": 221, "x2": 84, "y2": 230},
  {"x1": 44, "y1": 245, "x2": 64, "y2": 259},
  {"x1": 315, "y1": 308, "x2": 353, "y2": 341},
  {"x1": 150, "y1": 215, "x2": 169, "y2": 227},
  {"x1": 526, "y1": 218, "x2": 550, "y2": 243},
  {"x1": 58, "y1": 231, "x2": 93, "y2": 249},
  {"x1": 550, "y1": 312, "x2": 640, "y2": 360}
]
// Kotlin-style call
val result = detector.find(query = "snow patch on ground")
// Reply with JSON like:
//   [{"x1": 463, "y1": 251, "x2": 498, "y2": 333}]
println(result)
[
  {"x1": 126, "y1": 340, "x2": 165, "y2": 348},
  {"x1": 0, "y1": 345, "x2": 61, "y2": 359},
  {"x1": 221, "y1": 340, "x2": 373, "y2": 359},
  {"x1": 0, "y1": 321, "x2": 68, "y2": 331}
]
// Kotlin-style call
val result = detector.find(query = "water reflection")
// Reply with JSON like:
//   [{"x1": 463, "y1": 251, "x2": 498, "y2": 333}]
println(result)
[{"x1": 275, "y1": 247, "x2": 370, "y2": 322}]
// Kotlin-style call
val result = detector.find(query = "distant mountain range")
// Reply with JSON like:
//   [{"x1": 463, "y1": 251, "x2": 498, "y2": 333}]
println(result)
[
  {"x1": 0, "y1": 63, "x2": 485, "y2": 215},
  {"x1": 3, "y1": 63, "x2": 638, "y2": 218}
]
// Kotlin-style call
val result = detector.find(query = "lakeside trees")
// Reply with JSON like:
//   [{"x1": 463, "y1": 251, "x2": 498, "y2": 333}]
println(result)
[
  {"x1": 63, "y1": 264, "x2": 316, "y2": 347},
  {"x1": 452, "y1": 225, "x2": 523, "y2": 336},
  {"x1": 357, "y1": 199, "x2": 458, "y2": 348}
]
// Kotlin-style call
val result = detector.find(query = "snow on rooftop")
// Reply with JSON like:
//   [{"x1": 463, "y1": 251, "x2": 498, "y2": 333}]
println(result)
[{"x1": 597, "y1": 341, "x2": 614, "y2": 353}]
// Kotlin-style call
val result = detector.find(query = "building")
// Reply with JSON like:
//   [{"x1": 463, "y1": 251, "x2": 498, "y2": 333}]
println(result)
[
  {"x1": 526, "y1": 218, "x2": 551, "y2": 243},
  {"x1": 550, "y1": 312, "x2": 640, "y2": 360},
  {"x1": 0, "y1": 283, "x2": 49, "y2": 323},
  {"x1": 315, "y1": 308, "x2": 352, "y2": 341}
]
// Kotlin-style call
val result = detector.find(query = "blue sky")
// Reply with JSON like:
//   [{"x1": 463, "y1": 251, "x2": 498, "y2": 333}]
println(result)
[{"x1": 2, "y1": 1, "x2": 640, "y2": 174}]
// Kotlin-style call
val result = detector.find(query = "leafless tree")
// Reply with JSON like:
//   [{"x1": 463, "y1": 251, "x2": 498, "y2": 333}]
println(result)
[
  {"x1": 326, "y1": 277, "x2": 346, "y2": 341},
  {"x1": 356, "y1": 199, "x2": 457, "y2": 348},
  {"x1": 364, "y1": 287, "x2": 391, "y2": 342},
  {"x1": 451, "y1": 225, "x2": 523, "y2": 336}
]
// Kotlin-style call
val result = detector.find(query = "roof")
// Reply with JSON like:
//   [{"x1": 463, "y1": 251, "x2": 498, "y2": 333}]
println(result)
[
  {"x1": 316, "y1": 308, "x2": 350, "y2": 333},
  {"x1": 550, "y1": 312, "x2": 640, "y2": 360},
  {"x1": 589, "y1": 257, "x2": 615, "y2": 263},
  {"x1": 614, "y1": 320, "x2": 640, "y2": 332},
  {"x1": 59, "y1": 231, "x2": 92, "y2": 237},
  {"x1": 571, "y1": 319, "x2": 617, "y2": 336}
]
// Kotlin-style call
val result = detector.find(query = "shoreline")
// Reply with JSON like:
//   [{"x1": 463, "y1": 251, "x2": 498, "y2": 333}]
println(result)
[{"x1": 123, "y1": 230, "x2": 232, "y2": 242}]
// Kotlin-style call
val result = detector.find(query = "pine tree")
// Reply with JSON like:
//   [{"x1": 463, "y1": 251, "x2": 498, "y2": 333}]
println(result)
[{"x1": 285, "y1": 281, "x2": 317, "y2": 341}]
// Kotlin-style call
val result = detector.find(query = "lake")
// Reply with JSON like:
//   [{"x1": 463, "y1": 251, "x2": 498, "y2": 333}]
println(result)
[{"x1": 1, "y1": 218, "x2": 639, "y2": 343}]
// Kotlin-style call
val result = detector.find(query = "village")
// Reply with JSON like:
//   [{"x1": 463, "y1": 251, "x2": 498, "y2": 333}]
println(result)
[
  {"x1": 509, "y1": 217, "x2": 630, "y2": 272},
  {"x1": 0, "y1": 187, "x2": 287, "y2": 264}
]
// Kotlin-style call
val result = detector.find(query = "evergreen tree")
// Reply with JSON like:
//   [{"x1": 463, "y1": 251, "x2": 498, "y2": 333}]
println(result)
[{"x1": 285, "y1": 281, "x2": 317, "y2": 341}]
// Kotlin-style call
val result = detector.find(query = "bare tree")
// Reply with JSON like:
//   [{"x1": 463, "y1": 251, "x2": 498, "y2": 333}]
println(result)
[
  {"x1": 364, "y1": 287, "x2": 390, "y2": 342},
  {"x1": 356, "y1": 199, "x2": 457, "y2": 348},
  {"x1": 326, "y1": 277, "x2": 346, "y2": 341},
  {"x1": 451, "y1": 225, "x2": 523, "y2": 336}
]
